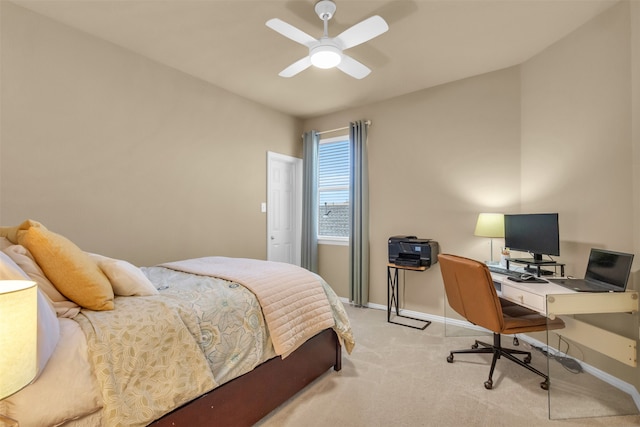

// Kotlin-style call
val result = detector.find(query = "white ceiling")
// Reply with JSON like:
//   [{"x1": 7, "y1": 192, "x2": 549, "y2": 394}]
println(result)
[{"x1": 12, "y1": 0, "x2": 619, "y2": 119}]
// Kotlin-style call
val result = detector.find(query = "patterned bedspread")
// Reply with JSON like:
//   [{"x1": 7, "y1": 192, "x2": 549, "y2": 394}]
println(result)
[
  {"x1": 75, "y1": 266, "x2": 354, "y2": 427},
  {"x1": 160, "y1": 257, "x2": 336, "y2": 357}
]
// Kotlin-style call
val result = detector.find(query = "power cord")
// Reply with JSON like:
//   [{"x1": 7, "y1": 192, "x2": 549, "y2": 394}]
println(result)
[{"x1": 529, "y1": 336, "x2": 584, "y2": 374}]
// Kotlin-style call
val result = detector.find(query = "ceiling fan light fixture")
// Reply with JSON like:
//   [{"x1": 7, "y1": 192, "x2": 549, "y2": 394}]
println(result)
[
  {"x1": 310, "y1": 44, "x2": 342, "y2": 69},
  {"x1": 266, "y1": 0, "x2": 388, "y2": 78}
]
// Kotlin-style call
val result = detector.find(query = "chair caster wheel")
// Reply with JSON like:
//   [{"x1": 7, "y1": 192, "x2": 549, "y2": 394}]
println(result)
[
  {"x1": 447, "y1": 354, "x2": 454, "y2": 363},
  {"x1": 540, "y1": 380, "x2": 549, "y2": 390},
  {"x1": 484, "y1": 380, "x2": 493, "y2": 390},
  {"x1": 524, "y1": 355, "x2": 531, "y2": 364},
  {"x1": 471, "y1": 342, "x2": 479, "y2": 349},
  {"x1": 513, "y1": 337, "x2": 519, "y2": 346}
]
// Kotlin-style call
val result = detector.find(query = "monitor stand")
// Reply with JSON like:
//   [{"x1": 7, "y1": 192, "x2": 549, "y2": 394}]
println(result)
[
  {"x1": 510, "y1": 257, "x2": 556, "y2": 265},
  {"x1": 506, "y1": 257, "x2": 565, "y2": 277},
  {"x1": 525, "y1": 266, "x2": 554, "y2": 276}
]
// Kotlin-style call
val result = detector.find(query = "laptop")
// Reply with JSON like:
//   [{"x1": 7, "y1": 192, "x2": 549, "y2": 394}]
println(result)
[{"x1": 549, "y1": 248, "x2": 634, "y2": 292}]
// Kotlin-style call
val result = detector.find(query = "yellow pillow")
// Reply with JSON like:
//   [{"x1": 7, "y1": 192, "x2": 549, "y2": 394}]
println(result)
[{"x1": 17, "y1": 225, "x2": 114, "y2": 311}]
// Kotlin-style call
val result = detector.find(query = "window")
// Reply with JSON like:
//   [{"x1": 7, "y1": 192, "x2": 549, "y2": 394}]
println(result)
[{"x1": 318, "y1": 135, "x2": 350, "y2": 242}]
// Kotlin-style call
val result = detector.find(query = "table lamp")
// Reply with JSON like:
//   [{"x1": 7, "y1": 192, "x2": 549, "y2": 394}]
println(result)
[
  {"x1": 474, "y1": 213, "x2": 504, "y2": 263},
  {"x1": 0, "y1": 280, "x2": 38, "y2": 427}
]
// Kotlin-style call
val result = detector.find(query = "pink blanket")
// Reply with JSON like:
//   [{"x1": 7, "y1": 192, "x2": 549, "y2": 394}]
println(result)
[{"x1": 160, "y1": 257, "x2": 335, "y2": 357}]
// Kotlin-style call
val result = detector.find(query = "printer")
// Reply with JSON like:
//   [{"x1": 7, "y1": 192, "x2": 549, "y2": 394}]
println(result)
[{"x1": 388, "y1": 236, "x2": 439, "y2": 268}]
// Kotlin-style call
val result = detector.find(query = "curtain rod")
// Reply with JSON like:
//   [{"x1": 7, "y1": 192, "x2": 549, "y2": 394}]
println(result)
[
  {"x1": 314, "y1": 120, "x2": 372, "y2": 136},
  {"x1": 317, "y1": 126, "x2": 348, "y2": 135}
]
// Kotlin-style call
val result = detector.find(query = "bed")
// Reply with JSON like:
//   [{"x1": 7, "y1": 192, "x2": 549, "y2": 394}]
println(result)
[{"x1": 0, "y1": 220, "x2": 355, "y2": 426}]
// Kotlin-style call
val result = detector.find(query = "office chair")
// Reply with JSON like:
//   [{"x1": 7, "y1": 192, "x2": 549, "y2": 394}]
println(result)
[{"x1": 438, "y1": 254, "x2": 564, "y2": 390}]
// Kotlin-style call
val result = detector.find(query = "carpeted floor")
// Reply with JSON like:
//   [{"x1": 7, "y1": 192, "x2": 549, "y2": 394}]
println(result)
[{"x1": 257, "y1": 304, "x2": 640, "y2": 426}]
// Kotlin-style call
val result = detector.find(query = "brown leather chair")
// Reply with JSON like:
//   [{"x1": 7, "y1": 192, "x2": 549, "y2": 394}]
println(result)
[{"x1": 438, "y1": 253, "x2": 564, "y2": 390}]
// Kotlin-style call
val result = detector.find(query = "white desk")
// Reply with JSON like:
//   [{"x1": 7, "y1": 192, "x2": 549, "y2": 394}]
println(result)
[{"x1": 493, "y1": 273, "x2": 639, "y2": 367}]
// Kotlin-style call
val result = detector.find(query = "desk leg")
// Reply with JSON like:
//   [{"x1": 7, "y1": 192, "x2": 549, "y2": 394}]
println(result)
[
  {"x1": 387, "y1": 267, "x2": 391, "y2": 321},
  {"x1": 387, "y1": 266, "x2": 431, "y2": 330},
  {"x1": 387, "y1": 267, "x2": 397, "y2": 322}
]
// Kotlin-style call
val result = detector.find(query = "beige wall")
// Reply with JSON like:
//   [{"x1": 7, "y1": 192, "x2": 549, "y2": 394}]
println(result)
[
  {"x1": 0, "y1": 2, "x2": 302, "y2": 266},
  {"x1": 632, "y1": 0, "x2": 640, "y2": 303},
  {"x1": 318, "y1": 243, "x2": 349, "y2": 297},
  {"x1": 521, "y1": 1, "x2": 638, "y2": 387},
  {"x1": 307, "y1": 66, "x2": 522, "y2": 315},
  {"x1": 521, "y1": 1, "x2": 634, "y2": 268},
  {"x1": 305, "y1": 1, "x2": 639, "y2": 388}
]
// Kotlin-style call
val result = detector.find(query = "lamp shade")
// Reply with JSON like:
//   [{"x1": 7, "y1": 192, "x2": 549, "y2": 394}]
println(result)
[
  {"x1": 0, "y1": 280, "x2": 37, "y2": 400},
  {"x1": 474, "y1": 213, "x2": 505, "y2": 238}
]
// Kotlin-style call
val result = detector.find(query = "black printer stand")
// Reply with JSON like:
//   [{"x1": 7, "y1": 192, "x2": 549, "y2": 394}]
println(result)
[{"x1": 387, "y1": 263, "x2": 431, "y2": 330}]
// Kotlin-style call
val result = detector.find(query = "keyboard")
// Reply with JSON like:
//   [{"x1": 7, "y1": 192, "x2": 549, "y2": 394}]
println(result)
[{"x1": 487, "y1": 265, "x2": 521, "y2": 278}]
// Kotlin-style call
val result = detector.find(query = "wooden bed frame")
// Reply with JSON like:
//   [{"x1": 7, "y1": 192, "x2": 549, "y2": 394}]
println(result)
[{"x1": 150, "y1": 328, "x2": 342, "y2": 426}]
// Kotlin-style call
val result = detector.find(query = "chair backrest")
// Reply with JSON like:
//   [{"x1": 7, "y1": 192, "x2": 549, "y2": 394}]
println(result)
[{"x1": 438, "y1": 254, "x2": 504, "y2": 333}]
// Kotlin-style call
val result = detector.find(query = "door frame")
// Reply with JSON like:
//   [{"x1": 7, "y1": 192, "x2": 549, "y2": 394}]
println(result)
[{"x1": 266, "y1": 151, "x2": 303, "y2": 265}]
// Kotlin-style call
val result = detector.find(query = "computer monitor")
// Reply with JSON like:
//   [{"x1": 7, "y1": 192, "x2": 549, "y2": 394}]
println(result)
[{"x1": 504, "y1": 213, "x2": 560, "y2": 264}]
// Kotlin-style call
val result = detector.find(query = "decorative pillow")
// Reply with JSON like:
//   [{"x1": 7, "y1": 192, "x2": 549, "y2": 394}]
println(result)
[
  {"x1": 88, "y1": 253, "x2": 159, "y2": 296},
  {"x1": 3, "y1": 245, "x2": 81, "y2": 318},
  {"x1": 0, "y1": 252, "x2": 60, "y2": 379},
  {"x1": 16, "y1": 222, "x2": 114, "y2": 311}
]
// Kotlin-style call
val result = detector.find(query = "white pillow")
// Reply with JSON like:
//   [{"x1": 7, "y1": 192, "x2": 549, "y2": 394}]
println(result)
[
  {"x1": 0, "y1": 251, "x2": 60, "y2": 379},
  {"x1": 35, "y1": 289, "x2": 59, "y2": 377},
  {"x1": 88, "y1": 253, "x2": 158, "y2": 296},
  {"x1": 3, "y1": 245, "x2": 81, "y2": 318},
  {"x1": 0, "y1": 249, "x2": 29, "y2": 280}
]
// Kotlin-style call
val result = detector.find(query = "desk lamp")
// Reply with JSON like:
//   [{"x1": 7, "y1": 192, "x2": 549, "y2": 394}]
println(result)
[
  {"x1": 474, "y1": 213, "x2": 504, "y2": 264},
  {"x1": 0, "y1": 280, "x2": 38, "y2": 427}
]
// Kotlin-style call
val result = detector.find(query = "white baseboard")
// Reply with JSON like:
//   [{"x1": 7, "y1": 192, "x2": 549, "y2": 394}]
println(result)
[{"x1": 343, "y1": 298, "x2": 640, "y2": 412}]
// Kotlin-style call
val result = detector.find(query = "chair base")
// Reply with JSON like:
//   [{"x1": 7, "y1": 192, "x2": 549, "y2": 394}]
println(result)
[{"x1": 446, "y1": 333, "x2": 550, "y2": 390}]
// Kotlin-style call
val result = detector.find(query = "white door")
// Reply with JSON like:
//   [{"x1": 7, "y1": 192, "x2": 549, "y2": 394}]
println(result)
[{"x1": 267, "y1": 152, "x2": 302, "y2": 265}]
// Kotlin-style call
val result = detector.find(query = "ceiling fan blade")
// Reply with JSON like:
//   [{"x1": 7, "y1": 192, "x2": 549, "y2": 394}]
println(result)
[
  {"x1": 266, "y1": 18, "x2": 317, "y2": 47},
  {"x1": 335, "y1": 15, "x2": 389, "y2": 50},
  {"x1": 336, "y1": 54, "x2": 371, "y2": 79},
  {"x1": 279, "y1": 56, "x2": 312, "y2": 78}
]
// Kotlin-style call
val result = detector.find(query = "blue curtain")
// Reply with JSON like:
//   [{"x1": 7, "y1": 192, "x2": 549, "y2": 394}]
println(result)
[
  {"x1": 301, "y1": 130, "x2": 319, "y2": 273},
  {"x1": 349, "y1": 120, "x2": 370, "y2": 306}
]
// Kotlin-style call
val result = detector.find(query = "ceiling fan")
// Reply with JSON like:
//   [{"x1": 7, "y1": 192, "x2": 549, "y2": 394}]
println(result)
[{"x1": 266, "y1": 0, "x2": 389, "y2": 79}]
